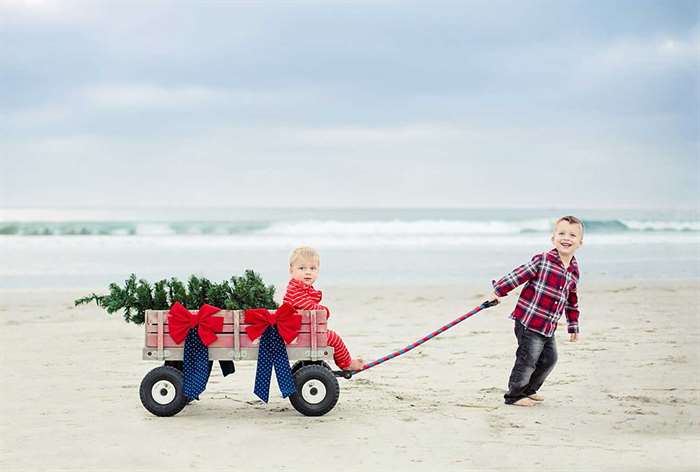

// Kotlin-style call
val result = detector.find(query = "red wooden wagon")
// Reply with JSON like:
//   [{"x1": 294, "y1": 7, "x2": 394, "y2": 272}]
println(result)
[{"x1": 140, "y1": 309, "x2": 342, "y2": 417}]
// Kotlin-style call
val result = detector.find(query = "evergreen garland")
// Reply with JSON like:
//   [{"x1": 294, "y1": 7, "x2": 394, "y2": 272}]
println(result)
[{"x1": 75, "y1": 270, "x2": 278, "y2": 325}]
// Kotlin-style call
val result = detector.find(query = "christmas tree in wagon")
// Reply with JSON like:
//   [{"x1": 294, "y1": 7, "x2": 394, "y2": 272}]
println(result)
[{"x1": 76, "y1": 270, "x2": 342, "y2": 417}]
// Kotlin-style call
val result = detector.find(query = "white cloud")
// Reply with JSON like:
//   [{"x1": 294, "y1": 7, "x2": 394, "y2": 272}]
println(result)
[
  {"x1": 576, "y1": 30, "x2": 699, "y2": 79},
  {"x1": 0, "y1": 104, "x2": 70, "y2": 126},
  {"x1": 2, "y1": 82, "x2": 322, "y2": 132},
  {"x1": 293, "y1": 124, "x2": 462, "y2": 147},
  {"x1": 79, "y1": 84, "x2": 227, "y2": 109},
  {"x1": 1, "y1": 2, "x2": 696, "y2": 209},
  {"x1": 1, "y1": 0, "x2": 59, "y2": 11},
  {"x1": 73, "y1": 82, "x2": 323, "y2": 112},
  {"x1": 2, "y1": 120, "x2": 696, "y2": 208},
  {"x1": 0, "y1": 0, "x2": 102, "y2": 26},
  {"x1": 619, "y1": 34, "x2": 697, "y2": 64}
]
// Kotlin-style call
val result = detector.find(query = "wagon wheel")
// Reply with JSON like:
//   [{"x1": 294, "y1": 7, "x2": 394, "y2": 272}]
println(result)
[
  {"x1": 289, "y1": 365, "x2": 340, "y2": 416},
  {"x1": 163, "y1": 361, "x2": 193, "y2": 404},
  {"x1": 291, "y1": 360, "x2": 332, "y2": 374},
  {"x1": 139, "y1": 366, "x2": 188, "y2": 417}
]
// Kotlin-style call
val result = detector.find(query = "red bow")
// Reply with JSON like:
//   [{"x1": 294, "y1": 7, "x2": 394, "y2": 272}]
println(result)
[
  {"x1": 168, "y1": 302, "x2": 224, "y2": 346},
  {"x1": 244, "y1": 303, "x2": 301, "y2": 344}
]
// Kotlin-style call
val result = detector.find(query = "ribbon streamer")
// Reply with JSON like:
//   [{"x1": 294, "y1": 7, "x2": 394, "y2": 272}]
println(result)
[
  {"x1": 167, "y1": 302, "x2": 224, "y2": 400},
  {"x1": 244, "y1": 304, "x2": 301, "y2": 403}
]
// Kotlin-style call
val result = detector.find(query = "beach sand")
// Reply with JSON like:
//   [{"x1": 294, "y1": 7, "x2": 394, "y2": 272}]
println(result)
[{"x1": 1, "y1": 281, "x2": 698, "y2": 471}]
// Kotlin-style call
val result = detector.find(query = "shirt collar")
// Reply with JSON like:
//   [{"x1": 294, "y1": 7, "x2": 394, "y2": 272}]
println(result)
[{"x1": 546, "y1": 248, "x2": 579, "y2": 274}]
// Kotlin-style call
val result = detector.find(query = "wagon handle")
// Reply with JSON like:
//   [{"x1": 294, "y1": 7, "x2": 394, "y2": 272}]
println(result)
[
  {"x1": 333, "y1": 370, "x2": 355, "y2": 379},
  {"x1": 335, "y1": 300, "x2": 499, "y2": 379},
  {"x1": 482, "y1": 299, "x2": 499, "y2": 308}
]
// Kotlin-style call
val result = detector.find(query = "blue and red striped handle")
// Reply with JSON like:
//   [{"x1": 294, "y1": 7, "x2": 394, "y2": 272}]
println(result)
[{"x1": 343, "y1": 299, "x2": 499, "y2": 377}]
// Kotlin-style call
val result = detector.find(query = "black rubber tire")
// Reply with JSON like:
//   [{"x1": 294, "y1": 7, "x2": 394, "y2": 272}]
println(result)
[
  {"x1": 289, "y1": 365, "x2": 340, "y2": 416},
  {"x1": 164, "y1": 360, "x2": 184, "y2": 371},
  {"x1": 291, "y1": 360, "x2": 332, "y2": 374},
  {"x1": 139, "y1": 366, "x2": 188, "y2": 417}
]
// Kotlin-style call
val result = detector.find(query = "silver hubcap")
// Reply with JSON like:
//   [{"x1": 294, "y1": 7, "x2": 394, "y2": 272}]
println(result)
[
  {"x1": 151, "y1": 380, "x2": 176, "y2": 405},
  {"x1": 301, "y1": 379, "x2": 327, "y2": 404}
]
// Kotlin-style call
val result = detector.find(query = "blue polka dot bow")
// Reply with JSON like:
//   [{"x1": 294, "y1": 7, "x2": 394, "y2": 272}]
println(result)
[
  {"x1": 244, "y1": 303, "x2": 302, "y2": 403},
  {"x1": 168, "y1": 302, "x2": 224, "y2": 400}
]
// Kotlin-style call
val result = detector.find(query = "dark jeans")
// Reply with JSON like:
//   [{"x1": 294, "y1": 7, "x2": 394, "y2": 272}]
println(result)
[{"x1": 504, "y1": 321, "x2": 558, "y2": 404}]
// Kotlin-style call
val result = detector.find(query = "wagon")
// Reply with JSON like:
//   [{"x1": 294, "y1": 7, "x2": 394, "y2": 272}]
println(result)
[{"x1": 139, "y1": 308, "x2": 346, "y2": 417}]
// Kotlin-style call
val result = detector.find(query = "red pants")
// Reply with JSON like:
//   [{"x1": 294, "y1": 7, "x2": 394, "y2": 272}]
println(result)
[{"x1": 327, "y1": 330, "x2": 352, "y2": 369}]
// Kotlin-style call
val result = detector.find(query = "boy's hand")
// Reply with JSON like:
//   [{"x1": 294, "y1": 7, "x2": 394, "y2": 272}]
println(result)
[
  {"x1": 483, "y1": 291, "x2": 500, "y2": 306},
  {"x1": 569, "y1": 333, "x2": 579, "y2": 342}
]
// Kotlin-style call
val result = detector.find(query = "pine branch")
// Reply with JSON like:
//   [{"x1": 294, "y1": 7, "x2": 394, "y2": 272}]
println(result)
[{"x1": 75, "y1": 271, "x2": 278, "y2": 325}]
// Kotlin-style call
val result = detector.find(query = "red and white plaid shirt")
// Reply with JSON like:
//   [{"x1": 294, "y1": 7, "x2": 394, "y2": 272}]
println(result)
[{"x1": 493, "y1": 248, "x2": 580, "y2": 337}]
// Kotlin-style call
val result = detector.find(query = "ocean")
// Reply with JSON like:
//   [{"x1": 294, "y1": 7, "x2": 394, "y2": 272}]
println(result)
[{"x1": 1, "y1": 207, "x2": 698, "y2": 290}]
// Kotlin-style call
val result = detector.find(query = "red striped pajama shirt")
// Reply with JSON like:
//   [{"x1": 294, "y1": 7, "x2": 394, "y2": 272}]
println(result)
[
  {"x1": 493, "y1": 248, "x2": 580, "y2": 337},
  {"x1": 283, "y1": 278, "x2": 353, "y2": 369}
]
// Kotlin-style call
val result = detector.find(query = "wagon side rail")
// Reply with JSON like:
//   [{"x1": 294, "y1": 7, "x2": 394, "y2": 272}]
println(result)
[{"x1": 142, "y1": 309, "x2": 334, "y2": 362}]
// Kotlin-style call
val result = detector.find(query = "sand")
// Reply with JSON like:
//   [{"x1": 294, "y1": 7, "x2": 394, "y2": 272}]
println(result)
[{"x1": 1, "y1": 281, "x2": 699, "y2": 471}]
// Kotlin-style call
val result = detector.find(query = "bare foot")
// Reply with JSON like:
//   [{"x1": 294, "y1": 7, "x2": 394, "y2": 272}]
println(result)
[
  {"x1": 511, "y1": 398, "x2": 537, "y2": 407},
  {"x1": 347, "y1": 358, "x2": 364, "y2": 371},
  {"x1": 528, "y1": 394, "x2": 544, "y2": 402}
]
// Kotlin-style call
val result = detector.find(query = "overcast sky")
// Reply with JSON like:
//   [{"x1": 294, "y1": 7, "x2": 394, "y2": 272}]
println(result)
[{"x1": 1, "y1": 0, "x2": 698, "y2": 209}]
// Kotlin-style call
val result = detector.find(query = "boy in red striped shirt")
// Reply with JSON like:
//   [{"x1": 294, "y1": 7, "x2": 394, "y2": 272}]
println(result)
[
  {"x1": 283, "y1": 247, "x2": 364, "y2": 371},
  {"x1": 489, "y1": 216, "x2": 584, "y2": 407}
]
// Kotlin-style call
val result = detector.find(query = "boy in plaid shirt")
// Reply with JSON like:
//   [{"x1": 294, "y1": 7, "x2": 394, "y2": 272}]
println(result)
[{"x1": 489, "y1": 216, "x2": 583, "y2": 406}]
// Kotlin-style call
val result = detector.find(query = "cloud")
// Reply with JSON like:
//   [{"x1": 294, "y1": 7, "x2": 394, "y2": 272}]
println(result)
[
  {"x1": 578, "y1": 29, "x2": 699, "y2": 74},
  {"x1": 2, "y1": 120, "x2": 697, "y2": 208},
  {"x1": 80, "y1": 84, "x2": 227, "y2": 109},
  {"x1": 1, "y1": 1, "x2": 697, "y2": 208},
  {"x1": 293, "y1": 124, "x2": 460, "y2": 148},
  {"x1": 0, "y1": 0, "x2": 103, "y2": 26},
  {"x1": 0, "y1": 104, "x2": 70, "y2": 126},
  {"x1": 75, "y1": 83, "x2": 323, "y2": 111}
]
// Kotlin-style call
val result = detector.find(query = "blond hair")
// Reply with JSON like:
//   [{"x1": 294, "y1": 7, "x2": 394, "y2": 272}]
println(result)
[
  {"x1": 554, "y1": 215, "x2": 584, "y2": 237},
  {"x1": 289, "y1": 246, "x2": 320, "y2": 267}
]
